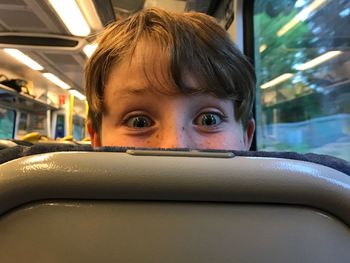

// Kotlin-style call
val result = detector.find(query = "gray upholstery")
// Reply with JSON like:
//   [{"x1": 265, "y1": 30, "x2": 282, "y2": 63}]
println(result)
[{"x1": 0, "y1": 151, "x2": 350, "y2": 262}]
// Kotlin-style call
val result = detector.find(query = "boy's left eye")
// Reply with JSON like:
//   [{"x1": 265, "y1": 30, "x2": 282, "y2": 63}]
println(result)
[
  {"x1": 194, "y1": 112, "x2": 223, "y2": 126},
  {"x1": 124, "y1": 115, "x2": 154, "y2": 128}
]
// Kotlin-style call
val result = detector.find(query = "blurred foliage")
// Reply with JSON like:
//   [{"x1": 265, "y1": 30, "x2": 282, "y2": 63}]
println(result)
[
  {"x1": 254, "y1": 0, "x2": 350, "y2": 160},
  {"x1": 254, "y1": 0, "x2": 350, "y2": 123}
]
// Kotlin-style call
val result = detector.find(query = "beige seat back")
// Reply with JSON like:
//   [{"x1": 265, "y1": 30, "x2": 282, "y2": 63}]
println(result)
[{"x1": 0, "y1": 150, "x2": 349, "y2": 262}]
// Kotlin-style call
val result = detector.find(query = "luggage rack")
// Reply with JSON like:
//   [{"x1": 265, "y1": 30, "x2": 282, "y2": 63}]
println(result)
[{"x1": 0, "y1": 83, "x2": 59, "y2": 112}]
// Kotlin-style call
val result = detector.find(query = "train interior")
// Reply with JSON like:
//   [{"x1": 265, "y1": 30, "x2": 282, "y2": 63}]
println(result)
[
  {"x1": 0, "y1": 0, "x2": 238, "y2": 144},
  {"x1": 0, "y1": 0, "x2": 350, "y2": 261}
]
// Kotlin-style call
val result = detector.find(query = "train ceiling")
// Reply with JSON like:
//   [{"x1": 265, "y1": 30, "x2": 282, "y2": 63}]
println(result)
[{"x1": 0, "y1": 0, "x2": 221, "y2": 94}]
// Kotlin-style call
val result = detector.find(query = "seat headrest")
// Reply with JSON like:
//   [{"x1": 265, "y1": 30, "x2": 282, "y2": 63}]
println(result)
[{"x1": 1, "y1": 144, "x2": 349, "y2": 175}]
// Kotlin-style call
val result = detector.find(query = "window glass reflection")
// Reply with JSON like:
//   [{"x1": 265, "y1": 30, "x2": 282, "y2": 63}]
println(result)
[
  {"x1": 254, "y1": 0, "x2": 350, "y2": 161},
  {"x1": 0, "y1": 107, "x2": 15, "y2": 139}
]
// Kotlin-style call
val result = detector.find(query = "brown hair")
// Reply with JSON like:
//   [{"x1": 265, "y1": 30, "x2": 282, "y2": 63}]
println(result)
[{"x1": 85, "y1": 8, "x2": 256, "y2": 133}]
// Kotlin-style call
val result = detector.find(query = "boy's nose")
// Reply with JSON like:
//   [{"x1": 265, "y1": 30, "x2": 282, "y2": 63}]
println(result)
[{"x1": 158, "y1": 126, "x2": 193, "y2": 149}]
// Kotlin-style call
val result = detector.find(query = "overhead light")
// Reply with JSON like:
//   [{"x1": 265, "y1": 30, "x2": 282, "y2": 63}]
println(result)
[
  {"x1": 294, "y1": 51, "x2": 342, "y2": 70},
  {"x1": 295, "y1": 0, "x2": 308, "y2": 8},
  {"x1": 4, "y1": 48, "x2": 43, "y2": 70},
  {"x1": 43, "y1": 73, "x2": 70, "y2": 90},
  {"x1": 49, "y1": 0, "x2": 91, "y2": 37},
  {"x1": 277, "y1": 0, "x2": 327, "y2": 37},
  {"x1": 259, "y1": 44, "x2": 267, "y2": 53},
  {"x1": 83, "y1": 43, "x2": 98, "y2": 57},
  {"x1": 75, "y1": 0, "x2": 103, "y2": 31},
  {"x1": 261, "y1": 73, "x2": 294, "y2": 89},
  {"x1": 69, "y1": 89, "x2": 86, "y2": 100},
  {"x1": 339, "y1": 8, "x2": 350, "y2": 18}
]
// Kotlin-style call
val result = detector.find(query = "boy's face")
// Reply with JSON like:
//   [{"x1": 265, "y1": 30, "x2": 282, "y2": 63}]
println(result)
[{"x1": 88, "y1": 43, "x2": 255, "y2": 150}]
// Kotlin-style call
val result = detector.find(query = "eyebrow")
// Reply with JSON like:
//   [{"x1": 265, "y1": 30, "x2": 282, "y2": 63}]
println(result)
[
  {"x1": 116, "y1": 85, "x2": 192, "y2": 98},
  {"x1": 110, "y1": 82, "x2": 204, "y2": 101},
  {"x1": 112, "y1": 85, "x2": 150, "y2": 99},
  {"x1": 125, "y1": 87, "x2": 148, "y2": 94}
]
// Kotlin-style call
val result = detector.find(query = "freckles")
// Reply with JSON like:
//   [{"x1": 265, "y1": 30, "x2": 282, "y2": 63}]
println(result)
[
  {"x1": 182, "y1": 126, "x2": 185, "y2": 131},
  {"x1": 199, "y1": 139, "x2": 212, "y2": 148}
]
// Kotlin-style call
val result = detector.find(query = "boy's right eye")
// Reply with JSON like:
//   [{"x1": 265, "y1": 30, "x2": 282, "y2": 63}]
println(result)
[{"x1": 124, "y1": 115, "x2": 154, "y2": 128}]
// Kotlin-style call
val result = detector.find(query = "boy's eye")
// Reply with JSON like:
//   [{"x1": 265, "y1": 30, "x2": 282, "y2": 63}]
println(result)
[
  {"x1": 194, "y1": 113, "x2": 223, "y2": 126},
  {"x1": 125, "y1": 116, "x2": 154, "y2": 128}
]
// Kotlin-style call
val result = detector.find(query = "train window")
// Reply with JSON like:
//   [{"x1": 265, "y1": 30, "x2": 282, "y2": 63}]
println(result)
[
  {"x1": 254, "y1": 0, "x2": 350, "y2": 161},
  {"x1": 17, "y1": 112, "x2": 29, "y2": 135},
  {"x1": 55, "y1": 114, "x2": 65, "y2": 139},
  {"x1": 16, "y1": 111, "x2": 47, "y2": 138},
  {"x1": 73, "y1": 115, "x2": 85, "y2": 141},
  {"x1": 0, "y1": 107, "x2": 15, "y2": 139}
]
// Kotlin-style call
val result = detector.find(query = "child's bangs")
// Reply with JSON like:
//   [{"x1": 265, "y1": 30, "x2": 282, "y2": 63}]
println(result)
[
  {"x1": 134, "y1": 37, "x2": 238, "y2": 100},
  {"x1": 123, "y1": 37, "x2": 175, "y2": 96},
  {"x1": 171, "y1": 44, "x2": 239, "y2": 101}
]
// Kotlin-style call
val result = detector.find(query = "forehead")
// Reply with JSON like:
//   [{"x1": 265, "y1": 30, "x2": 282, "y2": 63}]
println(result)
[{"x1": 105, "y1": 40, "x2": 197, "y2": 97}]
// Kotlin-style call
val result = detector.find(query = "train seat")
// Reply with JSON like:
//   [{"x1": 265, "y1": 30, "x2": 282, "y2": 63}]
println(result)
[
  {"x1": 0, "y1": 146, "x2": 349, "y2": 262},
  {"x1": 0, "y1": 139, "x2": 17, "y2": 150}
]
